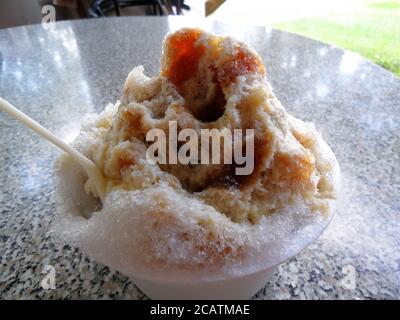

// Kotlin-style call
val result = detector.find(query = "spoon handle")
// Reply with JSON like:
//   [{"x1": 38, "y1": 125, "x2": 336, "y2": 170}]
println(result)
[{"x1": 0, "y1": 97, "x2": 106, "y2": 202}]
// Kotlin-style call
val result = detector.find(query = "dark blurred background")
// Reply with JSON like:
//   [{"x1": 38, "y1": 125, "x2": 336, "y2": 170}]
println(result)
[{"x1": 0, "y1": 0, "x2": 215, "y2": 28}]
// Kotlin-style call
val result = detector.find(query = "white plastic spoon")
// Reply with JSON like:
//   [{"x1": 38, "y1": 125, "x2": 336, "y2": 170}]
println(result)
[{"x1": 0, "y1": 97, "x2": 106, "y2": 202}]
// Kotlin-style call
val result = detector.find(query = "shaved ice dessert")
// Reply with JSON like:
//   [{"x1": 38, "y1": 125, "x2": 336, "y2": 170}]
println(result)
[{"x1": 53, "y1": 28, "x2": 340, "y2": 299}]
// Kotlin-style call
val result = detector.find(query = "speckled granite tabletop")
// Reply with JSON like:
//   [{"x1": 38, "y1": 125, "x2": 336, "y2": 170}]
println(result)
[{"x1": 0, "y1": 17, "x2": 399, "y2": 300}]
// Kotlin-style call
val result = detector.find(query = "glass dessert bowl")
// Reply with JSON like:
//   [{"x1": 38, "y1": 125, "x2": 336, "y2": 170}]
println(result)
[{"x1": 52, "y1": 28, "x2": 340, "y2": 299}]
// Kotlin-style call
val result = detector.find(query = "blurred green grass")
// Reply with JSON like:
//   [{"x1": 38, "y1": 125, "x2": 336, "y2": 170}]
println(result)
[{"x1": 273, "y1": 1, "x2": 400, "y2": 76}]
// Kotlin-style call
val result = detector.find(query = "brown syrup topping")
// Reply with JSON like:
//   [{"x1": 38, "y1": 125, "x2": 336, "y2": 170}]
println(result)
[
  {"x1": 163, "y1": 29, "x2": 205, "y2": 87},
  {"x1": 271, "y1": 153, "x2": 314, "y2": 186},
  {"x1": 118, "y1": 154, "x2": 135, "y2": 171},
  {"x1": 162, "y1": 29, "x2": 265, "y2": 124},
  {"x1": 217, "y1": 46, "x2": 266, "y2": 87},
  {"x1": 121, "y1": 108, "x2": 146, "y2": 140},
  {"x1": 119, "y1": 30, "x2": 312, "y2": 195}
]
